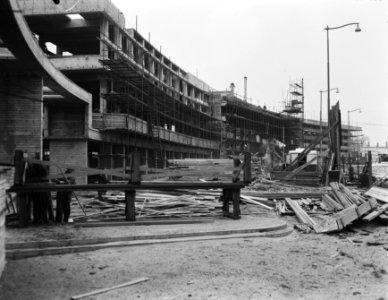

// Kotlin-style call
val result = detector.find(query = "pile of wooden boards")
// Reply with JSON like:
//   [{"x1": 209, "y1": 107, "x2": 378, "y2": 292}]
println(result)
[
  {"x1": 274, "y1": 182, "x2": 383, "y2": 233},
  {"x1": 74, "y1": 189, "x2": 223, "y2": 220}
]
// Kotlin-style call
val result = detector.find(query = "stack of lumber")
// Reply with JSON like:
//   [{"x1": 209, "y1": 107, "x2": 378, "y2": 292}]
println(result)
[
  {"x1": 75, "y1": 190, "x2": 223, "y2": 220},
  {"x1": 143, "y1": 158, "x2": 241, "y2": 181}
]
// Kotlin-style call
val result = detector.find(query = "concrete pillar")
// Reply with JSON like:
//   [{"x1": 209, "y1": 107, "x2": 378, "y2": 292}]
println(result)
[
  {"x1": 99, "y1": 80, "x2": 108, "y2": 113},
  {"x1": 0, "y1": 73, "x2": 43, "y2": 164},
  {"x1": 100, "y1": 143, "x2": 112, "y2": 170},
  {"x1": 100, "y1": 17, "x2": 109, "y2": 56},
  {"x1": 49, "y1": 139, "x2": 88, "y2": 184},
  {"x1": 145, "y1": 149, "x2": 149, "y2": 170}
]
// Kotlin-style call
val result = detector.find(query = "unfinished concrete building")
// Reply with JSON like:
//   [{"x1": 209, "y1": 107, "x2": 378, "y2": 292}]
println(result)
[
  {"x1": 0, "y1": 0, "x2": 223, "y2": 182},
  {"x1": 211, "y1": 90, "x2": 301, "y2": 157},
  {"x1": 0, "y1": 0, "x2": 362, "y2": 184}
]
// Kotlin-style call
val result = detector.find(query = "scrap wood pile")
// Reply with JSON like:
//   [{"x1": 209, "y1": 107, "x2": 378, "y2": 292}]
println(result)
[
  {"x1": 270, "y1": 182, "x2": 384, "y2": 233},
  {"x1": 249, "y1": 178, "x2": 319, "y2": 193},
  {"x1": 243, "y1": 178, "x2": 388, "y2": 233},
  {"x1": 73, "y1": 190, "x2": 224, "y2": 221}
]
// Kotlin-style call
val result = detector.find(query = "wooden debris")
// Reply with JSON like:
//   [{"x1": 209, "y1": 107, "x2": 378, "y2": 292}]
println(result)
[
  {"x1": 314, "y1": 198, "x2": 378, "y2": 233},
  {"x1": 339, "y1": 183, "x2": 365, "y2": 205},
  {"x1": 70, "y1": 277, "x2": 149, "y2": 300},
  {"x1": 363, "y1": 203, "x2": 388, "y2": 222},
  {"x1": 329, "y1": 182, "x2": 352, "y2": 208},
  {"x1": 285, "y1": 198, "x2": 316, "y2": 228},
  {"x1": 240, "y1": 195, "x2": 274, "y2": 210},
  {"x1": 322, "y1": 194, "x2": 343, "y2": 211},
  {"x1": 364, "y1": 186, "x2": 388, "y2": 203}
]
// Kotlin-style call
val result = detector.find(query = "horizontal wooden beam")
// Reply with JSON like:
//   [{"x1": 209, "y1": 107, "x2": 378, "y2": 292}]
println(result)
[{"x1": 8, "y1": 181, "x2": 246, "y2": 192}]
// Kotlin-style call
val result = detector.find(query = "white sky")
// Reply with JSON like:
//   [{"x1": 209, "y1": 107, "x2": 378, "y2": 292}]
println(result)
[{"x1": 112, "y1": 0, "x2": 388, "y2": 146}]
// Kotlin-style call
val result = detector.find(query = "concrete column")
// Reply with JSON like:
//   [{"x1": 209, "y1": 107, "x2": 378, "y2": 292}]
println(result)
[
  {"x1": 128, "y1": 40, "x2": 134, "y2": 58},
  {"x1": 100, "y1": 143, "x2": 112, "y2": 171},
  {"x1": 100, "y1": 17, "x2": 109, "y2": 56},
  {"x1": 145, "y1": 149, "x2": 149, "y2": 170},
  {"x1": 100, "y1": 79, "x2": 108, "y2": 113},
  {"x1": 0, "y1": 73, "x2": 43, "y2": 164},
  {"x1": 49, "y1": 139, "x2": 88, "y2": 184}
]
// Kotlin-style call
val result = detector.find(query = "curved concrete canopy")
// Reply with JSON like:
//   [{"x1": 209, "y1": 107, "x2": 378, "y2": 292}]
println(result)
[{"x1": 0, "y1": 0, "x2": 91, "y2": 104}]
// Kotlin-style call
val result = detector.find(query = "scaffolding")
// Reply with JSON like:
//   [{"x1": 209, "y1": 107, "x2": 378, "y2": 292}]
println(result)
[{"x1": 97, "y1": 31, "x2": 221, "y2": 167}]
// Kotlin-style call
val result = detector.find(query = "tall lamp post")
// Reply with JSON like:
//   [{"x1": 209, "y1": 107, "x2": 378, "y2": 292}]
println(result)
[
  {"x1": 325, "y1": 22, "x2": 361, "y2": 147},
  {"x1": 347, "y1": 108, "x2": 361, "y2": 153},
  {"x1": 319, "y1": 88, "x2": 339, "y2": 155}
]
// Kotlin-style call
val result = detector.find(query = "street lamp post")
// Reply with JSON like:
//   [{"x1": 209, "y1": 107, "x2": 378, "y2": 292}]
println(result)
[
  {"x1": 319, "y1": 88, "x2": 339, "y2": 155},
  {"x1": 324, "y1": 22, "x2": 361, "y2": 149}
]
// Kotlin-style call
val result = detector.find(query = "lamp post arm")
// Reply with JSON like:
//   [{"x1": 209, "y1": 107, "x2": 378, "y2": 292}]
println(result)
[
  {"x1": 348, "y1": 108, "x2": 361, "y2": 113},
  {"x1": 325, "y1": 23, "x2": 360, "y2": 30}
]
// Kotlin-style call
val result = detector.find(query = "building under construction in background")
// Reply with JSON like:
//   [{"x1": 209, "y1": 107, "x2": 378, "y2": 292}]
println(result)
[{"x1": 0, "y1": 0, "x2": 361, "y2": 183}]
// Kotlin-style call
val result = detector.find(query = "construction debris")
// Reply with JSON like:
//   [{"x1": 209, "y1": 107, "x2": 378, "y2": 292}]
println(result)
[{"x1": 70, "y1": 277, "x2": 149, "y2": 300}]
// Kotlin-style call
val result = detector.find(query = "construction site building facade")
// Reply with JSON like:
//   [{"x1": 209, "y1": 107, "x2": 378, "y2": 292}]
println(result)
[{"x1": 0, "y1": 0, "x2": 362, "y2": 182}]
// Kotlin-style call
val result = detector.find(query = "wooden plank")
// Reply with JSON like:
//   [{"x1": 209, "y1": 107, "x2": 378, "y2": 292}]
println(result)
[
  {"x1": 9, "y1": 182, "x2": 246, "y2": 193},
  {"x1": 314, "y1": 204, "x2": 357, "y2": 233},
  {"x1": 356, "y1": 198, "x2": 378, "y2": 217},
  {"x1": 241, "y1": 190, "x2": 326, "y2": 199},
  {"x1": 168, "y1": 159, "x2": 233, "y2": 166},
  {"x1": 339, "y1": 183, "x2": 363, "y2": 205},
  {"x1": 315, "y1": 199, "x2": 378, "y2": 233},
  {"x1": 240, "y1": 195, "x2": 274, "y2": 210},
  {"x1": 322, "y1": 194, "x2": 343, "y2": 211},
  {"x1": 329, "y1": 182, "x2": 351, "y2": 208},
  {"x1": 364, "y1": 186, "x2": 388, "y2": 203},
  {"x1": 363, "y1": 203, "x2": 388, "y2": 222},
  {"x1": 141, "y1": 166, "x2": 237, "y2": 181},
  {"x1": 71, "y1": 278, "x2": 149, "y2": 300},
  {"x1": 334, "y1": 205, "x2": 359, "y2": 229},
  {"x1": 285, "y1": 198, "x2": 316, "y2": 227},
  {"x1": 22, "y1": 158, "x2": 131, "y2": 179},
  {"x1": 284, "y1": 156, "x2": 318, "y2": 180}
]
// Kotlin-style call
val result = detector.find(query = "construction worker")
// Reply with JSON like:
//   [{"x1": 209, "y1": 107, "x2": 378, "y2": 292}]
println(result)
[
  {"x1": 55, "y1": 169, "x2": 75, "y2": 223},
  {"x1": 26, "y1": 152, "x2": 54, "y2": 224}
]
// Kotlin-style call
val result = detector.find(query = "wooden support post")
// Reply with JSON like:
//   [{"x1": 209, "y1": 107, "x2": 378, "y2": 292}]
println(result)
[
  {"x1": 232, "y1": 188, "x2": 241, "y2": 219},
  {"x1": 14, "y1": 150, "x2": 29, "y2": 227},
  {"x1": 131, "y1": 150, "x2": 141, "y2": 184},
  {"x1": 243, "y1": 151, "x2": 251, "y2": 183},
  {"x1": 222, "y1": 188, "x2": 241, "y2": 220},
  {"x1": 125, "y1": 150, "x2": 140, "y2": 221},
  {"x1": 222, "y1": 188, "x2": 230, "y2": 216},
  {"x1": 367, "y1": 151, "x2": 373, "y2": 188},
  {"x1": 125, "y1": 190, "x2": 136, "y2": 221},
  {"x1": 13, "y1": 150, "x2": 25, "y2": 186},
  {"x1": 17, "y1": 193, "x2": 29, "y2": 227}
]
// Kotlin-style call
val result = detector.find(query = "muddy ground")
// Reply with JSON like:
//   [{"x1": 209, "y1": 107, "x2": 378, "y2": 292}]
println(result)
[{"x1": 1, "y1": 205, "x2": 387, "y2": 300}]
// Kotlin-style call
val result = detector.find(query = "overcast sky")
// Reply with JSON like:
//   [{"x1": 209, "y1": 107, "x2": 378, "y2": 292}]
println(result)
[{"x1": 112, "y1": 0, "x2": 388, "y2": 146}]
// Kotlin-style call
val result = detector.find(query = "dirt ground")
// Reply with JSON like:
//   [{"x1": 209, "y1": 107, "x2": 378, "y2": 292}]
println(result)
[{"x1": 1, "y1": 205, "x2": 388, "y2": 300}]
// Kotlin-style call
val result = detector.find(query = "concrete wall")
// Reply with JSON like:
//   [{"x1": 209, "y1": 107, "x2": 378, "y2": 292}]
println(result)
[
  {"x1": 49, "y1": 139, "x2": 88, "y2": 184},
  {"x1": 0, "y1": 73, "x2": 43, "y2": 164},
  {"x1": 0, "y1": 168, "x2": 11, "y2": 278}
]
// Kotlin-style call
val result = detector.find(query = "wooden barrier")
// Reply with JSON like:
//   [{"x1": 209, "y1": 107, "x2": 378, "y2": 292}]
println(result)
[{"x1": 8, "y1": 151, "x2": 251, "y2": 225}]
